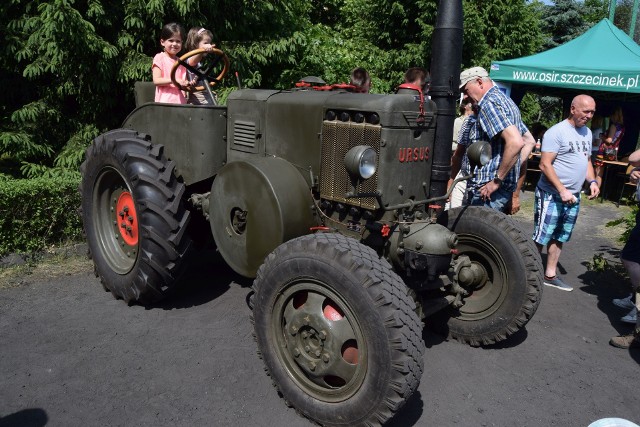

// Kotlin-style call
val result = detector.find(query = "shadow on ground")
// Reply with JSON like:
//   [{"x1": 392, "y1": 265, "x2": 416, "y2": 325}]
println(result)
[
  {"x1": 147, "y1": 247, "x2": 252, "y2": 311},
  {"x1": 0, "y1": 408, "x2": 48, "y2": 427},
  {"x1": 577, "y1": 244, "x2": 639, "y2": 344}
]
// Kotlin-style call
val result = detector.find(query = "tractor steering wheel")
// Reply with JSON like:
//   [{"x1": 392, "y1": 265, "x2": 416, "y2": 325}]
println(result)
[{"x1": 170, "y1": 47, "x2": 230, "y2": 92}]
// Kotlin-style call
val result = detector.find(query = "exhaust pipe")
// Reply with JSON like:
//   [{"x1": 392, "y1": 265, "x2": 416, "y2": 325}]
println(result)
[{"x1": 428, "y1": 0, "x2": 463, "y2": 206}]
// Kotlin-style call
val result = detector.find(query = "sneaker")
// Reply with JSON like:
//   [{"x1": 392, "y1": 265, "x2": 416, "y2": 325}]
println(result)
[
  {"x1": 613, "y1": 294, "x2": 635, "y2": 310},
  {"x1": 621, "y1": 306, "x2": 638, "y2": 324},
  {"x1": 609, "y1": 331, "x2": 640, "y2": 349},
  {"x1": 543, "y1": 276, "x2": 573, "y2": 291}
]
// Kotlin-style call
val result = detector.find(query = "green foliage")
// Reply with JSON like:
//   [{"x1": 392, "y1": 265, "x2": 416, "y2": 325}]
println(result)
[
  {"x1": 519, "y1": 93, "x2": 563, "y2": 130},
  {"x1": 0, "y1": 176, "x2": 83, "y2": 256},
  {"x1": 1, "y1": 0, "x2": 313, "y2": 179},
  {"x1": 540, "y1": 0, "x2": 616, "y2": 50},
  {"x1": 461, "y1": 0, "x2": 543, "y2": 68},
  {"x1": 541, "y1": 0, "x2": 592, "y2": 49},
  {"x1": 606, "y1": 203, "x2": 639, "y2": 243},
  {"x1": 586, "y1": 253, "x2": 610, "y2": 272},
  {"x1": 582, "y1": 0, "x2": 609, "y2": 24},
  {"x1": 613, "y1": 0, "x2": 640, "y2": 43},
  {"x1": 0, "y1": 0, "x2": 553, "y2": 182},
  {"x1": 586, "y1": 252, "x2": 627, "y2": 283}
]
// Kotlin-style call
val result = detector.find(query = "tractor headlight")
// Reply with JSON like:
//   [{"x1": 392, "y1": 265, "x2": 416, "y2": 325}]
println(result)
[
  {"x1": 466, "y1": 141, "x2": 491, "y2": 167},
  {"x1": 345, "y1": 146, "x2": 377, "y2": 180}
]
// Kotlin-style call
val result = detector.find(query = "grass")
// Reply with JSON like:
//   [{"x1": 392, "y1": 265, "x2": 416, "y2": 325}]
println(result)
[
  {"x1": 0, "y1": 245, "x2": 92, "y2": 290},
  {"x1": 0, "y1": 190, "x2": 635, "y2": 290}
]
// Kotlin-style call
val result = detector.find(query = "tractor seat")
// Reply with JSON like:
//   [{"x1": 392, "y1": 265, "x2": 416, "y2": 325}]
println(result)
[{"x1": 134, "y1": 81, "x2": 156, "y2": 107}]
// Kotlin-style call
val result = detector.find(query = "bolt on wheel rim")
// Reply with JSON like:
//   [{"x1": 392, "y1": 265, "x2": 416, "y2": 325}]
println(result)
[
  {"x1": 92, "y1": 167, "x2": 139, "y2": 274},
  {"x1": 271, "y1": 280, "x2": 367, "y2": 402},
  {"x1": 115, "y1": 191, "x2": 138, "y2": 246},
  {"x1": 456, "y1": 235, "x2": 508, "y2": 320}
]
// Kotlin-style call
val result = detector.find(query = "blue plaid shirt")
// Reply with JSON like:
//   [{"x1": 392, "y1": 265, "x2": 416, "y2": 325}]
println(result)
[
  {"x1": 468, "y1": 86, "x2": 529, "y2": 192},
  {"x1": 457, "y1": 115, "x2": 477, "y2": 174}
]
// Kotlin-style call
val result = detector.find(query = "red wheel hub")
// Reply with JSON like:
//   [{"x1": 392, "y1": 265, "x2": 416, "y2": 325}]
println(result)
[{"x1": 115, "y1": 191, "x2": 138, "y2": 246}]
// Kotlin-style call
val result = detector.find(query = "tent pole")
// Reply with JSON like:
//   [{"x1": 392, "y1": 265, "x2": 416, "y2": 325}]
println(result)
[
  {"x1": 630, "y1": 0, "x2": 639, "y2": 38},
  {"x1": 609, "y1": 0, "x2": 616, "y2": 21}
]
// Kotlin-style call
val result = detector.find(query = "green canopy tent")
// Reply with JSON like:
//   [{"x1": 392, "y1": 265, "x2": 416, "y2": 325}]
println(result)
[
  {"x1": 490, "y1": 18, "x2": 640, "y2": 154},
  {"x1": 490, "y1": 19, "x2": 640, "y2": 98}
]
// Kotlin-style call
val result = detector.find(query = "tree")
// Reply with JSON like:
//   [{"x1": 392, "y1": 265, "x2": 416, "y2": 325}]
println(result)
[
  {"x1": 461, "y1": 0, "x2": 543, "y2": 68},
  {"x1": 612, "y1": 0, "x2": 640, "y2": 42},
  {"x1": 583, "y1": 0, "x2": 609, "y2": 24},
  {"x1": 0, "y1": 0, "x2": 546, "y2": 179},
  {"x1": 0, "y1": 0, "x2": 311, "y2": 178}
]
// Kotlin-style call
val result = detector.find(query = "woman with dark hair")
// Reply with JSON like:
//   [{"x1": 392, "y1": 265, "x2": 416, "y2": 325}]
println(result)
[{"x1": 594, "y1": 107, "x2": 624, "y2": 186}]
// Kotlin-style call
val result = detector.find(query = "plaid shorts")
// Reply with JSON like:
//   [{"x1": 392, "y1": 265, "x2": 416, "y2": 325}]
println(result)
[{"x1": 532, "y1": 186, "x2": 580, "y2": 245}]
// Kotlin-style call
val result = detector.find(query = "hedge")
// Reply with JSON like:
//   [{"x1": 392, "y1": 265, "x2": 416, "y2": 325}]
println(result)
[{"x1": 0, "y1": 176, "x2": 83, "y2": 257}]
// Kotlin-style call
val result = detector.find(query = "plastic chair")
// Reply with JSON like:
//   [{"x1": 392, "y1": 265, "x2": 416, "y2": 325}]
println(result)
[{"x1": 134, "y1": 81, "x2": 156, "y2": 107}]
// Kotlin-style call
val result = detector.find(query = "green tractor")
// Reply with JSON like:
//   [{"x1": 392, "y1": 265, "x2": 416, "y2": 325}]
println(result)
[{"x1": 79, "y1": 2, "x2": 542, "y2": 425}]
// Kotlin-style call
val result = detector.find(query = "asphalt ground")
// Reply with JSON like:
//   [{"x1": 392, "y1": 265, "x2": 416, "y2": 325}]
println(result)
[{"x1": 0, "y1": 191, "x2": 639, "y2": 427}]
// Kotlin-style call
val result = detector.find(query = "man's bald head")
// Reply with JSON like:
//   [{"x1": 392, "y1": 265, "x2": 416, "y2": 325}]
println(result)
[{"x1": 569, "y1": 95, "x2": 596, "y2": 128}]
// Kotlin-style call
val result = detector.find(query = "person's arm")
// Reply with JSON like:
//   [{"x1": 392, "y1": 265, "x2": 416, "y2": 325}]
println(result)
[
  {"x1": 602, "y1": 124, "x2": 616, "y2": 144},
  {"x1": 628, "y1": 148, "x2": 640, "y2": 166},
  {"x1": 539, "y1": 151, "x2": 574, "y2": 203},
  {"x1": 152, "y1": 66, "x2": 171, "y2": 86},
  {"x1": 448, "y1": 145, "x2": 466, "y2": 192},
  {"x1": 186, "y1": 44, "x2": 215, "y2": 68},
  {"x1": 480, "y1": 125, "x2": 525, "y2": 198},
  {"x1": 508, "y1": 130, "x2": 536, "y2": 214},
  {"x1": 584, "y1": 159, "x2": 600, "y2": 200},
  {"x1": 153, "y1": 65, "x2": 188, "y2": 87},
  {"x1": 627, "y1": 149, "x2": 640, "y2": 184}
]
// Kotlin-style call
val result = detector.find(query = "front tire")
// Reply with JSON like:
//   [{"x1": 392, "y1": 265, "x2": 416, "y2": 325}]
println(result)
[
  {"x1": 79, "y1": 130, "x2": 192, "y2": 304},
  {"x1": 432, "y1": 206, "x2": 543, "y2": 346},
  {"x1": 252, "y1": 233, "x2": 424, "y2": 427}
]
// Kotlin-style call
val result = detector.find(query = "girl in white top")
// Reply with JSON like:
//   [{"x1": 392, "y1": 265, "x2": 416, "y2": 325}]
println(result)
[{"x1": 184, "y1": 27, "x2": 217, "y2": 105}]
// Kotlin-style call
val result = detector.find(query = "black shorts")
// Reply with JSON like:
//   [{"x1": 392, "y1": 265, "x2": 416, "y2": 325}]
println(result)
[{"x1": 621, "y1": 209, "x2": 640, "y2": 263}]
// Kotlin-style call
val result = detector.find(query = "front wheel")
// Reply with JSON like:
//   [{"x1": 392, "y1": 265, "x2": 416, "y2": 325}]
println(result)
[
  {"x1": 431, "y1": 206, "x2": 543, "y2": 346},
  {"x1": 252, "y1": 233, "x2": 424, "y2": 427}
]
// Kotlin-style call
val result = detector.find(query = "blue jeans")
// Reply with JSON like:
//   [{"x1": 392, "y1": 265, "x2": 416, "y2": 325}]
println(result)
[{"x1": 467, "y1": 186, "x2": 513, "y2": 213}]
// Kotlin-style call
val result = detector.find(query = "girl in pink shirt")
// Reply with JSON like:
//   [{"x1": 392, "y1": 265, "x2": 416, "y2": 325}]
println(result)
[{"x1": 152, "y1": 23, "x2": 189, "y2": 104}]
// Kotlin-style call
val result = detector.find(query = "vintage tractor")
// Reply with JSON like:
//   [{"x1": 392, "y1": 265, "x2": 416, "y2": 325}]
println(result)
[{"x1": 79, "y1": 1, "x2": 542, "y2": 425}]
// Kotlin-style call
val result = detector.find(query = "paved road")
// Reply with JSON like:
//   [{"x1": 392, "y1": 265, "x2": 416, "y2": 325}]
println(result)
[{"x1": 1, "y1": 199, "x2": 639, "y2": 427}]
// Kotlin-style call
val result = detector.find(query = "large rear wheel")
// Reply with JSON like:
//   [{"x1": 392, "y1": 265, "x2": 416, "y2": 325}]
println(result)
[
  {"x1": 79, "y1": 130, "x2": 192, "y2": 304},
  {"x1": 431, "y1": 206, "x2": 543, "y2": 346},
  {"x1": 252, "y1": 233, "x2": 424, "y2": 427}
]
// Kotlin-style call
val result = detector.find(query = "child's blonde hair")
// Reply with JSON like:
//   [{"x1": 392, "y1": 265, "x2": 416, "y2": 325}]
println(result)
[{"x1": 185, "y1": 27, "x2": 214, "y2": 52}]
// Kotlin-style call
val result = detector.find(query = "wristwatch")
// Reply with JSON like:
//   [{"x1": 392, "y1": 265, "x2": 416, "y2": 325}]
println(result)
[{"x1": 493, "y1": 172, "x2": 503, "y2": 185}]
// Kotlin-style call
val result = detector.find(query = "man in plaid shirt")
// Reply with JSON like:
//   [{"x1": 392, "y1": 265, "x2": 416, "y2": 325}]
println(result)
[{"x1": 457, "y1": 67, "x2": 536, "y2": 213}]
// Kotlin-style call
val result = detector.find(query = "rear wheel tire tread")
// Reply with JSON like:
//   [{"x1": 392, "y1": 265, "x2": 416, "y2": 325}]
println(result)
[
  {"x1": 435, "y1": 206, "x2": 543, "y2": 346},
  {"x1": 80, "y1": 129, "x2": 192, "y2": 304}
]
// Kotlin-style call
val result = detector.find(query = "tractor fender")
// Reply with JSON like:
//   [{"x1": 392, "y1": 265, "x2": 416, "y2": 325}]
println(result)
[{"x1": 209, "y1": 156, "x2": 316, "y2": 277}]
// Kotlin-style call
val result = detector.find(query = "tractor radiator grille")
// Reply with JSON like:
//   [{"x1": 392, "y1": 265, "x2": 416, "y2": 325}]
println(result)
[{"x1": 320, "y1": 121, "x2": 381, "y2": 210}]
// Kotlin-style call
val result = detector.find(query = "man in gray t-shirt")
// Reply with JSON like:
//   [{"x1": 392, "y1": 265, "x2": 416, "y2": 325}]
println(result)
[
  {"x1": 532, "y1": 95, "x2": 600, "y2": 292},
  {"x1": 537, "y1": 120, "x2": 591, "y2": 194}
]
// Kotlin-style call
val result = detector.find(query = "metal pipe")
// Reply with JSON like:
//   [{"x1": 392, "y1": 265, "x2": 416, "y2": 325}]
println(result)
[
  {"x1": 630, "y1": 0, "x2": 639, "y2": 37},
  {"x1": 428, "y1": 0, "x2": 463, "y2": 208},
  {"x1": 609, "y1": 0, "x2": 616, "y2": 22}
]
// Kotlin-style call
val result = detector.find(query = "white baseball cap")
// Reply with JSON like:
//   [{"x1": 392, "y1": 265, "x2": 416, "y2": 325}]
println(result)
[{"x1": 459, "y1": 66, "x2": 489, "y2": 89}]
